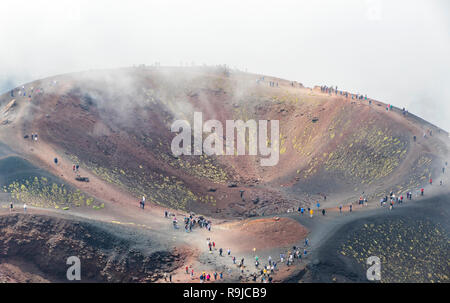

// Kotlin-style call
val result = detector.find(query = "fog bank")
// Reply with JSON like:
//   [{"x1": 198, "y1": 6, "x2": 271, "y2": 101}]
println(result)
[{"x1": 1, "y1": 0, "x2": 449, "y2": 130}]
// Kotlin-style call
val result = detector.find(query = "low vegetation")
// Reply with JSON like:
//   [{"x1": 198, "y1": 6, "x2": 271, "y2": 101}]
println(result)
[{"x1": 4, "y1": 177, "x2": 104, "y2": 210}]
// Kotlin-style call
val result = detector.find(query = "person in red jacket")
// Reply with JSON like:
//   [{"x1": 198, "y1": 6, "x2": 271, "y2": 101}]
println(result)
[
  {"x1": 421, "y1": 188, "x2": 424, "y2": 196},
  {"x1": 429, "y1": 178, "x2": 432, "y2": 185}
]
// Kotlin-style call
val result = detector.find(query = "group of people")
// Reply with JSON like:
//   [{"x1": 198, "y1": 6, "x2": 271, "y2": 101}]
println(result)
[
  {"x1": 198, "y1": 271, "x2": 223, "y2": 282},
  {"x1": 139, "y1": 196, "x2": 146, "y2": 209},
  {"x1": 164, "y1": 210, "x2": 212, "y2": 232},
  {"x1": 295, "y1": 161, "x2": 448, "y2": 217},
  {"x1": 358, "y1": 196, "x2": 368, "y2": 206},
  {"x1": 11, "y1": 84, "x2": 46, "y2": 102},
  {"x1": 298, "y1": 203, "x2": 352, "y2": 217},
  {"x1": 183, "y1": 265, "x2": 224, "y2": 283},
  {"x1": 319, "y1": 85, "x2": 339, "y2": 95},
  {"x1": 255, "y1": 77, "x2": 305, "y2": 89},
  {"x1": 183, "y1": 214, "x2": 211, "y2": 232},
  {"x1": 179, "y1": 239, "x2": 228, "y2": 283},
  {"x1": 165, "y1": 265, "x2": 224, "y2": 283},
  {"x1": 424, "y1": 129, "x2": 433, "y2": 138},
  {"x1": 252, "y1": 240, "x2": 310, "y2": 282},
  {"x1": 401, "y1": 107, "x2": 409, "y2": 116},
  {"x1": 255, "y1": 76, "x2": 265, "y2": 85},
  {"x1": 380, "y1": 169, "x2": 446, "y2": 209},
  {"x1": 198, "y1": 233, "x2": 312, "y2": 283},
  {"x1": 24, "y1": 133, "x2": 39, "y2": 142}
]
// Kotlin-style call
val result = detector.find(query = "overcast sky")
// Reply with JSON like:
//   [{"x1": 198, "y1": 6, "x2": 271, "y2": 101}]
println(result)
[{"x1": 1, "y1": 0, "x2": 449, "y2": 130}]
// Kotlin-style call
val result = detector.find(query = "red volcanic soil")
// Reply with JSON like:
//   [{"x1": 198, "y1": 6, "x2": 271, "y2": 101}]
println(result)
[{"x1": 214, "y1": 217, "x2": 308, "y2": 253}]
